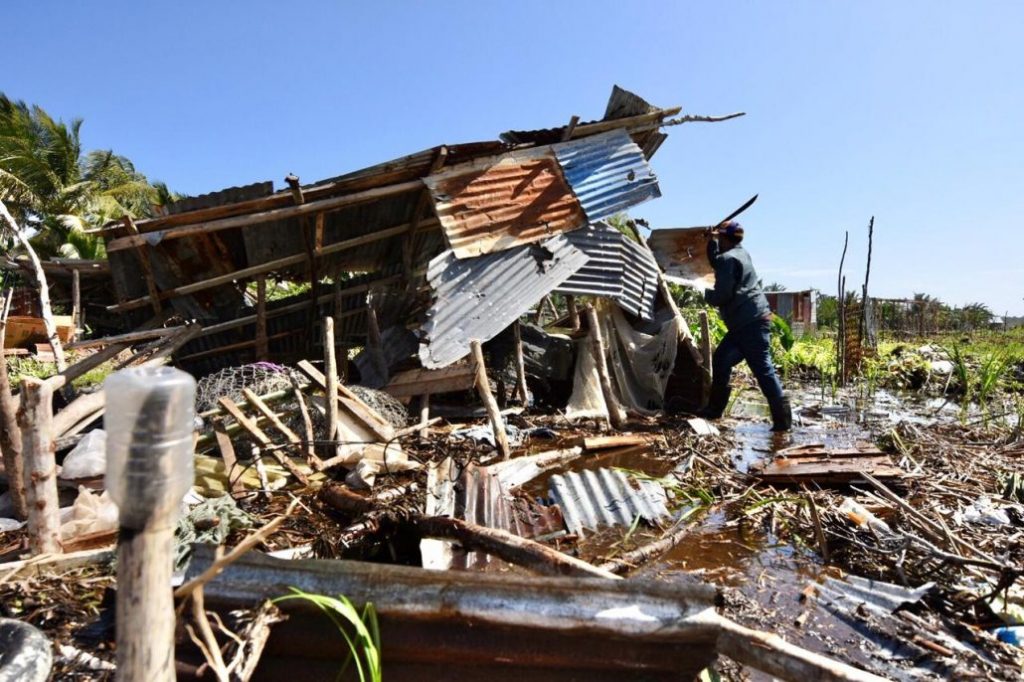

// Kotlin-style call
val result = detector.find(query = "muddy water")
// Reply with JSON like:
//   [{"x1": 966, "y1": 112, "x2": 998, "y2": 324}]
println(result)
[{"x1": 638, "y1": 389, "x2": 934, "y2": 679}]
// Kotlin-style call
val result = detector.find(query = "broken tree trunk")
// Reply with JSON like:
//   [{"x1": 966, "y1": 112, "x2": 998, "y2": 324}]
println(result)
[
  {"x1": 17, "y1": 377, "x2": 61, "y2": 554},
  {"x1": 584, "y1": 306, "x2": 626, "y2": 429},
  {"x1": 470, "y1": 340, "x2": 511, "y2": 460},
  {"x1": 0, "y1": 298, "x2": 27, "y2": 519},
  {"x1": 0, "y1": 200, "x2": 67, "y2": 371}
]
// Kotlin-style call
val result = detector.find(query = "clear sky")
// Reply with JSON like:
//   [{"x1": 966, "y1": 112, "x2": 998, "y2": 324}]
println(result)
[{"x1": 6, "y1": 1, "x2": 1023, "y2": 314}]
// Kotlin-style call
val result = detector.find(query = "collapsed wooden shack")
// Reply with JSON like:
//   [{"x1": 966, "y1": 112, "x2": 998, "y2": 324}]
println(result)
[{"x1": 0, "y1": 87, "x2": 895, "y2": 681}]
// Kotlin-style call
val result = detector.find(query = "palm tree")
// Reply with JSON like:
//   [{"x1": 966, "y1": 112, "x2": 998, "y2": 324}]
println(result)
[{"x1": 0, "y1": 93, "x2": 171, "y2": 258}]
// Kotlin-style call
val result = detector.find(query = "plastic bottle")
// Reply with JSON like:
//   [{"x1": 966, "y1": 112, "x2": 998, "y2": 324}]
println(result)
[{"x1": 104, "y1": 367, "x2": 195, "y2": 529}]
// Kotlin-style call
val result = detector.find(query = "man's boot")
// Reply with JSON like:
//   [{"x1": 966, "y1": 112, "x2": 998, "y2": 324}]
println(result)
[
  {"x1": 698, "y1": 384, "x2": 731, "y2": 420},
  {"x1": 769, "y1": 395, "x2": 792, "y2": 432}
]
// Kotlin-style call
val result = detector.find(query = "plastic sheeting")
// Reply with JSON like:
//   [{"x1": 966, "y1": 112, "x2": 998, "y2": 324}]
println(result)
[{"x1": 566, "y1": 305, "x2": 678, "y2": 420}]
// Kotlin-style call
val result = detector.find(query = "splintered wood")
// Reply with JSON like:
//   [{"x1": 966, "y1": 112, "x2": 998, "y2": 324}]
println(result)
[{"x1": 751, "y1": 443, "x2": 903, "y2": 485}]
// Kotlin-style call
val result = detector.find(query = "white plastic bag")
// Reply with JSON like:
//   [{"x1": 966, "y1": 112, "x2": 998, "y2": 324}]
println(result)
[
  {"x1": 60, "y1": 487, "x2": 119, "y2": 540},
  {"x1": 60, "y1": 430, "x2": 107, "y2": 480}
]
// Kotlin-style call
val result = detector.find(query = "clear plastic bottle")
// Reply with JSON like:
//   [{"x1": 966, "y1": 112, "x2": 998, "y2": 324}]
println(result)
[{"x1": 104, "y1": 367, "x2": 196, "y2": 529}]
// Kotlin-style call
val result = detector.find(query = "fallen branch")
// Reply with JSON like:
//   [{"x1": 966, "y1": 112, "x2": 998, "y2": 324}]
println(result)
[
  {"x1": 597, "y1": 518, "x2": 699, "y2": 575},
  {"x1": 412, "y1": 515, "x2": 618, "y2": 579}
]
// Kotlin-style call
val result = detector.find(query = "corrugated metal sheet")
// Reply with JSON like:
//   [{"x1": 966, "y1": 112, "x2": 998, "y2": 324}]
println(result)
[
  {"x1": 165, "y1": 182, "x2": 274, "y2": 215},
  {"x1": 554, "y1": 129, "x2": 661, "y2": 222},
  {"x1": 549, "y1": 468, "x2": 669, "y2": 536},
  {"x1": 817, "y1": 575, "x2": 934, "y2": 616},
  {"x1": 647, "y1": 227, "x2": 716, "y2": 290},
  {"x1": 419, "y1": 234, "x2": 590, "y2": 369},
  {"x1": 557, "y1": 222, "x2": 660, "y2": 319},
  {"x1": 424, "y1": 146, "x2": 587, "y2": 259}
]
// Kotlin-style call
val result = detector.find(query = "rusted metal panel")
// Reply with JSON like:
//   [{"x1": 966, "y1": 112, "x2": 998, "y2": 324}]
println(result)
[
  {"x1": 554, "y1": 129, "x2": 661, "y2": 221},
  {"x1": 647, "y1": 227, "x2": 716, "y2": 289},
  {"x1": 556, "y1": 222, "x2": 660, "y2": 319},
  {"x1": 419, "y1": 234, "x2": 589, "y2": 369},
  {"x1": 185, "y1": 545, "x2": 720, "y2": 682},
  {"x1": 548, "y1": 467, "x2": 670, "y2": 536},
  {"x1": 424, "y1": 146, "x2": 587, "y2": 259},
  {"x1": 165, "y1": 182, "x2": 273, "y2": 215}
]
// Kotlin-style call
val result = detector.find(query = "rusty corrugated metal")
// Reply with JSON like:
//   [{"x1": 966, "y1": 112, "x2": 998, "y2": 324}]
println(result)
[
  {"x1": 647, "y1": 227, "x2": 716, "y2": 290},
  {"x1": 554, "y1": 129, "x2": 661, "y2": 221},
  {"x1": 548, "y1": 467, "x2": 669, "y2": 536},
  {"x1": 424, "y1": 146, "x2": 587, "y2": 259},
  {"x1": 557, "y1": 222, "x2": 660, "y2": 319},
  {"x1": 419, "y1": 234, "x2": 589, "y2": 369}
]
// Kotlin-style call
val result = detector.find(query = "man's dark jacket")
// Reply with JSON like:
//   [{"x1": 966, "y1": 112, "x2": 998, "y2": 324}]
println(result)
[{"x1": 703, "y1": 240, "x2": 771, "y2": 331}]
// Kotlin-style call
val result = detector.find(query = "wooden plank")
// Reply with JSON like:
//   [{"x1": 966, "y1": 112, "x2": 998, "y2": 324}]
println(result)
[
  {"x1": 65, "y1": 327, "x2": 179, "y2": 350},
  {"x1": 217, "y1": 397, "x2": 309, "y2": 487},
  {"x1": 107, "y1": 225, "x2": 415, "y2": 312},
  {"x1": 753, "y1": 455, "x2": 903, "y2": 484},
  {"x1": 107, "y1": 179, "x2": 425, "y2": 252},
  {"x1": 296, "y1": 360, "x2": 394, "y2": 440},
  {"x1": 582, "y1": 434, "x2": 666, "y2": 451},
  {"x1": 213, "y1": 420, "x2": 245, "y2": 497},
  {"x1": 241, "y1": 388, "x2": 301, "y2": 446},
  {"x1": 384, "y1": 363, "x2": 475, "y2": 399}
]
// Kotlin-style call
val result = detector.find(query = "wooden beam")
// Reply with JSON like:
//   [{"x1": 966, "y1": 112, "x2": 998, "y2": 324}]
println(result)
[
  {"x1": 470, "y1": 340, "x2": 511, "y2": 460},
  {"x1": 106, "y1": 179, "x2": 425, "y2": 252},
  {"x1": 242, "y1": 388, "x2": 301, "y2": 450},
  {"x1": 107, "y1": 224, "x2": 416, "y2": 312},
  {"x1": 65, "y1": 327, "x2": 179, "y2": 351},
  {"x1": 384, "y1": 363, "x2": 475, "y2": 399}
]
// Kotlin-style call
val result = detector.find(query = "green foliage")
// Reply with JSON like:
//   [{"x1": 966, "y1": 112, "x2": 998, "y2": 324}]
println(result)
[
  {"x1": 770, "y1": 314, "x2": 795, "y2": 351},
  {"x1": 273, "y1": 588, "x2": 381, "y2": 682},
  {"x1": 7, "y1": 354, "x2": 113, "y2": 390},
  {"x1": 0, "y1": 92, "x2": 176, "y2": 258}
]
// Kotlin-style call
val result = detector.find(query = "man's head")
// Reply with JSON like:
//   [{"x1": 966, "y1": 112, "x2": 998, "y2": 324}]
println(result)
[{"x1": 716, "y1": 221, "x2": 744, "y2": 250}]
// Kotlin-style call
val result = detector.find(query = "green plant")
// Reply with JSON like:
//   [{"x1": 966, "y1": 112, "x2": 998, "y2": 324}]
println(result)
[
  {"x1": 977, "y1": 351, "x2": 1010, "y2": 408},
  {"x1": 273, "y1": 588, "x2": 381, "y2": 682}
]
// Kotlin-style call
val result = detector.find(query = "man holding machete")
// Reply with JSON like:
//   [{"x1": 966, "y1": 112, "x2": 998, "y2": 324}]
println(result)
[{"x1": 699, "y1": 220, "x2": 792, "y2": 431}]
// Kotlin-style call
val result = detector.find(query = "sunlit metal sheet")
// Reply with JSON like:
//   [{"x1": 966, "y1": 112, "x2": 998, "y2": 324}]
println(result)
[
  {"x1": 647, "y1": 227, "x2": 715, "y2": 290},
  {"x1": 419, "y1": 234, "x2": 589, "y2": 368},
  {"x1": 424, "y1": 146, "x2": 587, "y2": 259},
  {"x1": 548, "y1": 467, "x2": 669, "y2": 536},
  {"x1": 556, "y1": 222, "x2": 660, "y2": 319},
  {"x1": 554, "y1": 129, "x2": 661, "y2": 221}
]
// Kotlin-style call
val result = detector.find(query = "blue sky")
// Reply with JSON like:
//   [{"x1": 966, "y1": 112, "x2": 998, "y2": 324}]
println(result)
[{"x1": 6, "y1": 1, "x2": 1023, "y2": 314}]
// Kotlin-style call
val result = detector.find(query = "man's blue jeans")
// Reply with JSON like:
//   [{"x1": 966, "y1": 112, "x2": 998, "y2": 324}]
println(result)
[{"x1": 711, "y1": 318, "x2": 784, "y2": 402}]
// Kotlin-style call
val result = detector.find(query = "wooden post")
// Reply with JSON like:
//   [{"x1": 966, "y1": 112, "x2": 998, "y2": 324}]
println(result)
[
  {"x1": 71, "y1": 268, "x2": 81, "y2": 342},
  {"x1": 533, "y1": 295, "x2": 549, "y2": 325},
  {"x1": 332, "y1": 280, "x2": 346, "y2": 383},
  {"x1": 699, "y1": 309, "x2": 712, "y2": 405},
  {"x1": 513, "y1": 320, "x2": 529, "y2": 404},
  {"x1": 17, "y1": 378, "x2": 61, "y2": 554},
  {"x1": 213, "y1": 419, "x2": 245, "y2": 498},
  {"x1": 566, "y1": 295, "x2": 580, "y2": 331},
  {"x1": 585, "y1": 306, "x2": 626, "y2": 429},
  {"x1": 255, "y1": 274, "x2": 269, "y2": 360},
  {"x1": 0, "y1": 296, "x2": 27, "y2": 519},
  {"x1": 470, "y1": 340, "x2": 511, "y2": 460},
  {"x1": 323, "y1": 317, "x2": 339, "y2": 455}
]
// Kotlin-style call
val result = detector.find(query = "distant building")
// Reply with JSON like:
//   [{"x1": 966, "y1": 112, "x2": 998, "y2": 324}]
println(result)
[{"x1": 765, "y1": 290, "x2": 817, "y2": 336}]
